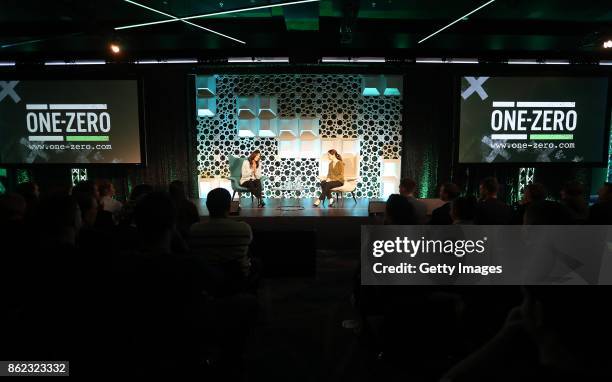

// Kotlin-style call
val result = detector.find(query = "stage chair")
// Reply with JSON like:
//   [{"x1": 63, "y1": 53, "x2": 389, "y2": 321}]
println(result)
[
  {"x1": 224, "y1": 156, "x2": 268, "y2": 204},
  {"x1": 331, "y1": 154, "x2": 360, "y2": 204},
  {"x1": 225, "y1": 156, "x2": 252, "y2": 203}
]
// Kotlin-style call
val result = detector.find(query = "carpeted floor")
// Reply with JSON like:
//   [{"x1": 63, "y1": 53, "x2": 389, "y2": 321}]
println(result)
[{"x1": 244, "y1": 249, "x2": 364, "y2": 382}]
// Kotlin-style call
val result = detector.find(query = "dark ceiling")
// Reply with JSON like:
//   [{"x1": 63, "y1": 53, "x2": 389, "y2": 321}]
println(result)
[{"x1": 0, "y1": 0, "x2": 611, "y2": 61}]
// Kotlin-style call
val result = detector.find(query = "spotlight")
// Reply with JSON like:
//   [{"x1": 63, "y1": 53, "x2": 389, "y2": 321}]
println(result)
[
  {"x1": 110, "y1": 43, "x2": 121, "y2": 53},
  {"x1": 604, "y1": 40, "x2": 612, "y2": 49}
]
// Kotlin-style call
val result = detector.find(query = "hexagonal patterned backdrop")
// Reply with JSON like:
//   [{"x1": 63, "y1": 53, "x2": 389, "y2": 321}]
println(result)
[{"x1": 196, "y1": 74, "x2": 403, "y2": 198}]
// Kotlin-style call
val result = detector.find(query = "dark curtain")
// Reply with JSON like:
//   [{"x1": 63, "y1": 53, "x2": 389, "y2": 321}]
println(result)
[
  {"x1": 124, "y1": 72, "x2": 198, "y2": 198},
  {"x1": 401, "y1": 69, "x2": 455, "y2": 198}
]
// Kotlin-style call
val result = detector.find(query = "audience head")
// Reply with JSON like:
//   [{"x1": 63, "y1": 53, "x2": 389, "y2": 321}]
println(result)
[
  {"x1": 0, "y1": 193, "x2": 27, "y2": 224},
  {"x1": 46, "y1": 182, "x2": 74, "y2": 198},
  {"x1": 327, "y1": 149, "x2": 342, "y2": 162},
  {"x1": 36, "y1": 195, "x2": 81, "y2": 244},
  {"x1": 129, "y1": 184, "x2": 154, "y2": 202},
  {"x1": 523, "y1": 183, "x2": 547, "y2": 204},
  {"x1": 384, "y1": 194, "x2": 418, "y2": 225},
  {"x1": 75, "y1": 193, "x2": 98, "y2": 227},
  {"x1": 560, "y1": 180, "x2": 584, "y2": 200},
  {"x1": 206, "y1": 188, "x2": 232, "y2": 219},
  {"x1": 451, "y1": 195, "x2": 477, "y2": 224},
  {"x1": 439, "y1": 182, "x2": 460, "y2": 202},
  {"x1": 169, "y1": 180, "x2": 187, "y2": 200},
  {"x1": 72, "y1": 180, "x2": 100, "y2": 201},
  {"x1": 399, "y1": 178, "x2": 417, "y2": 197},
  {"x1": 597, "y1": 182, "x2": 612, "y2": 203},
  {"x1": 98, "y1": 179, "x2": 116, "y2": 198},
  {"x1": 479, "y1": 177, "x2": 499, "y2": 199},
  {"x1": 134, "y1": 192, "x2": 177, "y2": 241},
  {"x1": 16, "y1": 181, "x2": 40, "y2": 202},
  {"x1": 524, "y1": 200, "x2": 572, "y2": 225}
]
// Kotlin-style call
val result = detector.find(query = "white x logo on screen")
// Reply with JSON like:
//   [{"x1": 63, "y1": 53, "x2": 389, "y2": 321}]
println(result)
[
  {"x1": 0, "y1": 80, "x2": 20, "y2": 103},
  {"x1": 462, "y1": 77, "x2": 489, "y2": 100}
]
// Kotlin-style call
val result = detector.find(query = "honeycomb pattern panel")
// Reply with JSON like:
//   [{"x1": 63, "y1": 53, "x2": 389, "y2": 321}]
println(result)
[{"x1": 196, "y1": 74, "x2": 403, "y2": 199}]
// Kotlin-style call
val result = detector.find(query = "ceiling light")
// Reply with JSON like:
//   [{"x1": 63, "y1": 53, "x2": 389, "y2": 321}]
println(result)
[
  {"x1": 507, "y1": 59, "x2": 538, "y2": 65},
  {"x1": 321, "y1": 57, "x2": 385, "y2": 63},
  {"x1": 165, "y1": 59, "x2": 198, "y2": 64},
  {"x1": 227, "y1": 57, "x2": 289, "y2": 63},
  {"x1": 44, "y1": 60, "x2": 106, "y2": 66},
  {"x1": 135, "y1": 58, "x2": 197, "y2": 64},
  {"x1": 254, "y1": 57, "x2": 289, "y2": 63},
  {"x1": 543, "y1": 59, "x2": 570, "y2": 65},
  {"x1": 418, "y1": 0, "x2": 496, "y2": 44},
  {"x1": 351, "y1": 57, "x2": 385, "y2": 63},
  {"x1": 599, "y1": 60, "x2": 612, "y2": 66},
  {"x1": 110, "y1": 44, "x2": 121, "y2": 54},
  {"x1": 116, "y1": 0, "x2": 320, "y2": 30},
  {"x1": 604, "y1": 40, "x2": 612, "y2": 49},
  {"x1": 321, "y1": 57, "x2": 350, "y2": 63},
  {"x1": 448, "y1": 58, "x2": 479, "y2": 64},
  {"x1": 119, "y1": 0, "x2": 245, "y2": 44},
  {"x1": 415, "y1": 57, "x2": 444, "y2": 63},
  {"x1": 228, "y1": 57, "x2": 253, "y2": 63},
  {"x1": 0, "y1": 61, "x2": 16, "y2": 66}
]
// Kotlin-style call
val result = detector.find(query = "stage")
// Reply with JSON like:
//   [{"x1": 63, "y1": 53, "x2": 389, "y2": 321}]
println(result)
[
  {"x1": 193, "y1": 198, "x2": 384, "y2": 252},
  {"x1": 194, "y1": 197, "x2": 381, "y2": 218}
]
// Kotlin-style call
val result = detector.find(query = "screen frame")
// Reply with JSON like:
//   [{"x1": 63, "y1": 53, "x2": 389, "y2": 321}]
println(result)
[
  {"x1": 0, "y1": 76, "x2": 147, "y2": 167},
  {"x1": 454, "y1": 73, "x2": 612, "y2": 168}
]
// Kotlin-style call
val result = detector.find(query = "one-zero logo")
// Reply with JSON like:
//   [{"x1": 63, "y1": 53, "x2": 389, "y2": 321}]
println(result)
[
  {"x1": 488, "y1": 101, "x2": 578, "y2": 141},
  {"x1": 24, "y1": 104, "x2": 111, "y2": 142}
]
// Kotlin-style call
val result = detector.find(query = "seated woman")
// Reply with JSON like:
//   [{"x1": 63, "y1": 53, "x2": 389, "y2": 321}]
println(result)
[
  {"x1": 315, "y1": 149, "x2": 344, "y2": 207},
  {"x1": 240, "y1": 150, "x2": 265, "y2": 208}
]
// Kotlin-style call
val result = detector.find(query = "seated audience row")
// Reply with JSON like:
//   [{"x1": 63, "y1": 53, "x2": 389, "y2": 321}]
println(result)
[{"x1": 389, "y1": 177, "x2": 612, "y2": 225}]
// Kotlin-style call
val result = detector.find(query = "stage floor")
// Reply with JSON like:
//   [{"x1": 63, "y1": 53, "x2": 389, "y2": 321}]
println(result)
[{"x1": 194, "y1": 197, "x2": 383, "y2": 218}]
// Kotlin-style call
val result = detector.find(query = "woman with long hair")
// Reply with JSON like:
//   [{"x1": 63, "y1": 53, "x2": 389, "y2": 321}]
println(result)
[
  {"x1": 240, "y1": 149, "x2": 265, "y2": 207},
  {"x1": 315, "y1": 149, "x2": 344, "y2": 207}
]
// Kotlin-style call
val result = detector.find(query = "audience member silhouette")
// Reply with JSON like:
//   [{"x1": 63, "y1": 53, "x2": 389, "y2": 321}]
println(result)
[
  {"x1": 15, "y1": 181, "x2": 39, "y2": 222},
  {"x1": 0, "y1": 192, "x2": 26, "y2": 225},
  {"x1": 474, "y1": 177, "x2": 513, "y2": 224},
  {"x1": 169, "y1": 180, "x2": 200, "y2": 238},
  {"x1": 443, "y1": 286, "x2": 612, "y2": 381},
  {"x1": 589, "y1": 182, "x2": 612, "y2": 224},
  {"x1": 110, "y1": 191, "x2": 208, "y2": 376},
  {"x1": 560, "y1": 180, "x2": 589, "y2": 223},
  {"x1": 524, "y1": 200, "x2": 573, "y2": 225},
  {"x1": 451, "y1": 195, "x2": 477, "y2": 224},
  {"x1": 97, "y1": 179, "x2": 122, "y2": 218},
  {"x1": 384, "y1": 193, "x2": 418, "y2": 225},
  {"x1": 118, "y1": 183, "x2": 154, "y2": 227},
  {"x1": 72, "y1": 180, "x2": 100, "y2": 201},
  {"x1": 190, "y1": 188, "x2": 253, "y2": 279},
  {"x1": 73, "y1": 180, "x2": 114, "y2": 231},
  {"x1": 398, "y1": 177, "x2": 428, "y2": 224},
  {"x1": 512, "y1": 183, "x2": 547, "y2": 224},
  {"x1": 430, "y1": 182, "x2": 461, "y2": 225}
]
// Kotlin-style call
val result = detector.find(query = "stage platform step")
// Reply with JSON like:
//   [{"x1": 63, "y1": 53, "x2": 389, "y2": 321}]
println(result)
[{"x1": 194, "y1": 197, "x2": 383, "y2": 218}]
